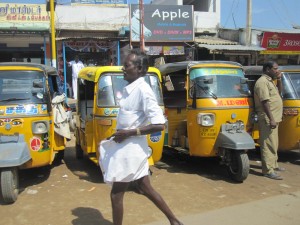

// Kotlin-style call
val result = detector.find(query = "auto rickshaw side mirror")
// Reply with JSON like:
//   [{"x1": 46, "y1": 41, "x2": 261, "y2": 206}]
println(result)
[
  {"x1": 240, "y1": 77, "x2": 248, "y2": 84},
  {"x1": 203, "y1": 77, "x2": 213, "y2": 84},
  {"x1": 33, "y1": 79, "x2": 44, "y2": 88},
  {"x1": 31, "y1": 88, "x2": 44, "y2": 94}
]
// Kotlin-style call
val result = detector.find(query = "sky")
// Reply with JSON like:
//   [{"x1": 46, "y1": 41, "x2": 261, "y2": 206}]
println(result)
[
  {"x1": 220, "y1": 0, "x2": 300, "y2": 30},
  {"x1": 129, "y1": 0, "x2": 300, "y2": 30},
  {"x1": 3, "y1": 0, "x2": 300, "y2": 30}
]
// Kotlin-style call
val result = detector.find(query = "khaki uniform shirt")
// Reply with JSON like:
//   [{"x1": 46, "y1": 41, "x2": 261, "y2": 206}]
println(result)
[{"x1": 254, "y1": 74, "x2": 283, "y2": 123}]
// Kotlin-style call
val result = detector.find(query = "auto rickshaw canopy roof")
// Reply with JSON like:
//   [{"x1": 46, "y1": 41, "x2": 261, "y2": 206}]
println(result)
[
  {"x1": 79, "y1": 66, "x2": 162, "y2": 82},
  {"x1": 244, "y1": 65, "x2": 300, "y2": 76},
  {"x1": 0, "y1": 62, "x2": 58, "y2": 76},
  {"x1": 158, "y1": 61, "x2": 243, "y2": 76}
]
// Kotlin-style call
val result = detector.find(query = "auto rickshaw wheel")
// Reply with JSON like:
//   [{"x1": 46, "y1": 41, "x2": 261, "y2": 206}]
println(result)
[
  {"x1": 0, "y1": 167, "x2": 19, "y2": 204},
  {"x1": 227, "y1": 151, "x2": 249, "y2": 182},
  {"x1": 55, "y1": 150, "x2": 65, "y2": 163},
  {"x1": 76, "y1": 144, "x2": 84, "y2": 159}
]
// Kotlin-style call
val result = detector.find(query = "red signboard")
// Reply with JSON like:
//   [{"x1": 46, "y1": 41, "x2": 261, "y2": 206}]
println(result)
[{"x1": 261, "y1": 32, "x2": 300, "y2": 54}]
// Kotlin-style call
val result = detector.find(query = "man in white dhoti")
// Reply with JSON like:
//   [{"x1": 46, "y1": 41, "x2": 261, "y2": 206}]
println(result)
[
  {"x1": 100, "y1": 50, "x2": 183, "y2": 225},
  {"x1": 68, "y1": 55, "x2": 84, "y2": 99}
]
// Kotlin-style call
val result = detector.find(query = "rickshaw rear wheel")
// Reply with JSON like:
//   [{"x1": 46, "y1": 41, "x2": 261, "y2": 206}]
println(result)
[
  {"x1": 76, "y1": 144, "x2": 84, "y2": 159},
  {"x1": 227, "y1": 151, "x2": 249, "y2": 182},
  {"x1": 1, "y1": 167, "x2": 19, "y2": 204},
  {"x1": 55, "y1": 150, "x2": 65, "y2": 163}
]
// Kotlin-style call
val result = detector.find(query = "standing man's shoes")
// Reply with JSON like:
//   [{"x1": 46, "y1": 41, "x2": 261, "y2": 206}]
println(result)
[
  {"x1": 264, "y1": 173, "x2": 283, "y2": 180},
  {"x1": 275, "y1": 167, "x2": 286, "y2": 172}
]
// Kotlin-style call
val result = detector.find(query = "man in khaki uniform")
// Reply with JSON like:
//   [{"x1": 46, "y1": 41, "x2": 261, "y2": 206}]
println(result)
[{"x1": 254, "y1": 61, "x2": 284, "y2": 180}]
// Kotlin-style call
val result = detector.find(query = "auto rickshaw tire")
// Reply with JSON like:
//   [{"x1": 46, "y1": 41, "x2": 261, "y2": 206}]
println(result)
[
  {"x1": 227, "y1": 151, "x2": 249, "y2": 182},
  {"x1": 55, "y1": 150, "x2": 65, "y2": 163},
  {"x1": 76, "y1": 144, "x2": 84, "y2": 159},
  {"x1": 0, "y1": 167, "x2": 19, "y2": 204}
]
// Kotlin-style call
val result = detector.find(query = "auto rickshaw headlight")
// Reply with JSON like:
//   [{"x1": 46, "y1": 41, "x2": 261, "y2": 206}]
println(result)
[
  {"x1": 32, "y1": 121, "x2": 49, "y2": 134},
  {"x1": 147, "y1": 146, "x2": 153, "y2": 158},
  {"x1": 197, "y1": 113, "x2": 215, "y2": 126}
]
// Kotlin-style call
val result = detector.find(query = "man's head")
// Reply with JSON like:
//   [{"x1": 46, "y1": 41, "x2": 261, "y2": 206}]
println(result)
[
  {"x1": 122, "y1": 49, "x2": 149, "y2": 83},
  {"x1": 263, "y1": 61, "x2": 279, "y2": 80},
  {"x1": 75, "y1": 55, "x2": 79, "y2": 63},
  {"x1": 133, "y1": 9, "x2": 140, "y2": 19}
]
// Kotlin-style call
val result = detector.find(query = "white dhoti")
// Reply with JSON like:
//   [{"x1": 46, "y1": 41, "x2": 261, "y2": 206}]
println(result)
[{"x1": 99, "y1": 136, "x2": 149, "y2": 184}]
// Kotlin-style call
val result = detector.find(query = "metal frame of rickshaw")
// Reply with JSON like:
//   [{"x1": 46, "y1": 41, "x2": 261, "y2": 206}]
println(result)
[
  {"x1": 74, "y1": 66, "x2": 165, "y2": 167},
  {"x1": 159, "y1": 61, "x2": 255, "y2": 182},
  {"x1": 0, "y1": 62, "x2": 67, "y2": 204}
]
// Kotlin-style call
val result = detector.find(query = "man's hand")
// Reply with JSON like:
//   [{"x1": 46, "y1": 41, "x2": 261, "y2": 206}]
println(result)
[
  {"x1": 270, "y1": 120, "x2": 277, "y2": 129},
  {"x1": 112, "y1": 129, "x2": 131, "y2": 143}
]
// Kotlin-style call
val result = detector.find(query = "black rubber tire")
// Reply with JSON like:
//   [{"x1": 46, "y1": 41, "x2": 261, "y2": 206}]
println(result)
[
  {"x1": 76, "y1": 144, "x2": 84, "y2": 159},
  {"x1": 55, "y1": 150, "x2": 65, "y2": 163},
  {"x1": 1, "y1": 167, "x2": 19, "y2": 204},
  {"x1": 227, "y1": 151, "x2": 249, "y2": 182}
]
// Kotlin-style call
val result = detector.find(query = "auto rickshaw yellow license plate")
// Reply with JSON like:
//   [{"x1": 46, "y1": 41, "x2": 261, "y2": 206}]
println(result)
[{"x1": 199, "y1": 127, "x2": 217, "y2": 137}]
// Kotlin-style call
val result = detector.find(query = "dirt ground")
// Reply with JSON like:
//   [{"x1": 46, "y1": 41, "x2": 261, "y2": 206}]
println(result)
[{"x1": 1, "y1": 136, "x2": 300, "y2": 225}]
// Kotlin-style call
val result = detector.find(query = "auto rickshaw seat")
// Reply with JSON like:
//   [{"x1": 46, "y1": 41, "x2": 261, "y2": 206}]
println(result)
[{"x1": 163, "y1": 90, "x2": 186, "y2": 108}]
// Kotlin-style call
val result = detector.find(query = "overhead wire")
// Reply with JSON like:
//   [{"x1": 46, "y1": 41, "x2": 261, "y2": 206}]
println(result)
[
  {"x1": 269, "y1": 0, "x2": 290, "y2": 28},
  {"x1": 279, "y1": 0, "x2": 297, "y2": 27},
  {"x1": 222, "y1": 0, "x2": 237, "y2": 28}
]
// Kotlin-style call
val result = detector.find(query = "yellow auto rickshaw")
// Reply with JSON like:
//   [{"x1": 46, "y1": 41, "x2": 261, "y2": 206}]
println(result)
[
  {"x1": 158, "y1": 61, "x2": 255, "y2": 182},
  {"x1": 0, "y1": 62, "x2": 69, "y2": 203},
  {"x1": 73, "y1": 66, "x2": 165, "y2": 167},
  {"x1": 244, "y1": 65, "x2": 300, "y2": 152}
]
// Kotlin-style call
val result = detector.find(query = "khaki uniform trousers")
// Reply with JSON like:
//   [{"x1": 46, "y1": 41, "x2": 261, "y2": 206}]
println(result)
[{"x1": 258, "y1": 119, "x2": 279, "y2": 175}]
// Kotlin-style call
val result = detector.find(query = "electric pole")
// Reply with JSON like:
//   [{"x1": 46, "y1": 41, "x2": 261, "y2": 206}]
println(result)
[
  {"x1": 139, "y1": 0, "x2": 145, "y2": 52},
  {"x1": 245, "y1": 0, "x2": 252, "y2": 46},
  {"x1": 50, "y1": 0, "x2": 56, "y2": 68}
]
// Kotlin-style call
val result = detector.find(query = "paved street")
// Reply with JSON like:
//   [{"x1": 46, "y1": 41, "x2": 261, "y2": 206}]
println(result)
[
  {"x1": 144, "y1": 191, "x2": 300, "y2": 225},
  {"x1": 1, "y1": 136, "x2": 300, "y2": 225}
]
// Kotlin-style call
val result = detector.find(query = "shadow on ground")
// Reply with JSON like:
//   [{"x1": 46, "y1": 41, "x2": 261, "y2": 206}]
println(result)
[
  {"x1": 156, "y1": 148, "x2": 237, "y2": 183},
  {"x1": 71, "y1": 207, "x2": 112, "y2": 225},
  {"x1": 63, "y1": 145, "x2": 103, "y2": 184}
]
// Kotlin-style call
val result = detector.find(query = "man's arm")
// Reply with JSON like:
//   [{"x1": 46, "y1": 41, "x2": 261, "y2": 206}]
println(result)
[{"x1": 261, "y1": 100, "x2": 277, "y2": 129}]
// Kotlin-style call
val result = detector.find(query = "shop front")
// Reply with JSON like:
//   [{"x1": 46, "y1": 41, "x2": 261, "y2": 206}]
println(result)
[
  {"x1": 56, "y1": 37, "x2": 121, "y2": 94},
  {"x1": 54, "y1": 4, "x2": 129, "y2": 98},
  {"x1": 0, "y1": 2, "x2": 50, "y2": 63},
  {"x1": 194, "y1": 33, "x2": 266, "y2": 65}
]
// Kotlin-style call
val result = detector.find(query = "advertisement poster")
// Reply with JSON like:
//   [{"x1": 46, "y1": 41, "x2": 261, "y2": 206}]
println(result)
[
  {"x1": 261, "y1": 32, "x2": 300, "y2": 54},
  {"x1": 0, "y1": 3, "x2": 49, "y2": 29},
  {"x1": 130, "y1": 4, "x2": 194, "y2": 42}
]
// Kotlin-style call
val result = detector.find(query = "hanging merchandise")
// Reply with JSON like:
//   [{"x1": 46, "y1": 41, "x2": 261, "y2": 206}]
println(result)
[{"x1": 64, "y1": 40, "x2": 117, "y2": 52}]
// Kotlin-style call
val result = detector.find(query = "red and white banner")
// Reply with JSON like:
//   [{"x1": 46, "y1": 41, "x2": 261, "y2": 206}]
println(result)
[{"x1": 261, "y1": 32, "x2": 300, "y2": 54}]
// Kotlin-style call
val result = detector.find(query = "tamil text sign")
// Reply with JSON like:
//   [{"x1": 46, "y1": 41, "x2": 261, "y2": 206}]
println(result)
[
  {"x1": 0, "y1": 3, "x2": 49, "y2": 29},
  {"x1": 261, "y1": 32, "x2": 300, "y2": 55}
]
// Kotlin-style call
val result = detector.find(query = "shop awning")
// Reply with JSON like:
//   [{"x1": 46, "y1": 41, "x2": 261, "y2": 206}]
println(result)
[
  {"x1": 195, "y1": 36, "x2": 265, "y2": 52},
  {"x1": 55, "y1": 5, "x2": 129, "y2": 32},
  {"x1": 55, "y1": 30, "x2": 128, "y2": 41},
  {"x1": 195, "y1": 37, "x2": 238, "y2": 45},
  {"x1": 56, "y1": 36, "x2": 126, "y2": 41},
  {"x1": 197, "y1": 44, "x2": 265, "y2": 51}
]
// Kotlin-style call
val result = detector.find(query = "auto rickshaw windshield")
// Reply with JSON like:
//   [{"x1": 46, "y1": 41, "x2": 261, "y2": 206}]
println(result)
[
  {"x1": 0, "y1": 70, "x2": 46, "y2": 105},
  {"x1": 97, "y1": 73, "x2": 164, "y2": 106},
  {"x1": 189, "y1": 67, "x2": 250, "y2": 98},
  {"x1": 281, "y1": 72, "x2": 300, "y2": 99}
]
